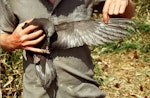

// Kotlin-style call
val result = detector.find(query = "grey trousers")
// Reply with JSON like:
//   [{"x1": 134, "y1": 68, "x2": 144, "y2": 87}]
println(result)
[{"x1": 23, "y1": 45, "x2": 106, "y2": 98}]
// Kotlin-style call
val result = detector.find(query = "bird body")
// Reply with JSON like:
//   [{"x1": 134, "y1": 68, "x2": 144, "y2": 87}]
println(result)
[
  {"x1": 0, "y1": 0, "x2": 135, "y2": 91},
  {"x1": 22, "y1": 18, "x2": 135, "y2": 89}
]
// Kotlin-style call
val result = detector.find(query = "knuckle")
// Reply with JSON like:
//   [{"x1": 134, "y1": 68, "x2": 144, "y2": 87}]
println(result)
[
  {"x1": 114, "y1": 11, "x2": 119, "y2": 15},
  {"x1": 119, "y1": 10, "x2": 125, "y2": 14},
  {"x1": 18, "y1": 32, "x2": 23, "y2": 37},
  {"x1": 112, "y1": 0, "x2": 116, "y2": 3},
  {"x1": 22, "y1": 46, "x2": 28, "y2": 50},
  {"x1": 20, "y1": 36, "x2": 25, "y2": 42},
  {"x1": 20, "y1": 43, "x2": 25, "y2": 47},
  {"x1": 18, "y1": 23, "x2": 24, "y2": 29},
  {"x1": 108, "y1": 11, "x2": 113, "y2": 15}
]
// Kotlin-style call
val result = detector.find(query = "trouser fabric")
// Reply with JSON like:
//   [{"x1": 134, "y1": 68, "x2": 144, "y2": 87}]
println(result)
[{"x1": 23, "y1": 45, "x2": 106, "y2": 98}]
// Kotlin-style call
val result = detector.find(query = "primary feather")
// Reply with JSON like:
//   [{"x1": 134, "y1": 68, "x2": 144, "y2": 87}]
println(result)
[
  {"x1": 53, "y1": 18, "x2": 135, "y2": 49},
  {"x1": 23, "y1": 18, "x2": 135, "y2": 89}
]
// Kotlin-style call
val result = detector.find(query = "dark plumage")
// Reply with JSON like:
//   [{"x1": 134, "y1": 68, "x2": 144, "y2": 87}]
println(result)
[
  {"x1": 53, "y1": 18, "x2": 135, "y2": 49},
  {"x1": 22, "y1": 19, "x2": 56, "y2": 88},
  {"x1": 22, "y1": 18, "x2": 135, "y2": 89}
]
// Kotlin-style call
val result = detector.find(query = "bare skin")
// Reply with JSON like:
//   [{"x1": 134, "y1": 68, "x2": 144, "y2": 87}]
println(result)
[
  {"x1": 0, "y1": 0, "x2": 135, "y2": 53},
  {"x1": 0, "y1": 19, "x2": 46, "y2": 53},
  {"x1": 49, "y1": 0, "x2": 55, "y2": 4},
  {"x1": 103, "y1": 0, "x2": 135, "y2": 23}
]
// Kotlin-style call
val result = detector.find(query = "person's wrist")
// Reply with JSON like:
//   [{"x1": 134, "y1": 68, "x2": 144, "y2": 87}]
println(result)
[{"x1": 0, "y1": 33, "x2": 15, "y2": 51}]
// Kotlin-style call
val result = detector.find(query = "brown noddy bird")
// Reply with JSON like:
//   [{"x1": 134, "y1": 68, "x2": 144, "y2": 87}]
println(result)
[
  {"x1": 0, "y1": 0, "x2": 135, "y2": 89},
  {"x1": 22, "y1": 18, "x2": 135, "y2": 89}
]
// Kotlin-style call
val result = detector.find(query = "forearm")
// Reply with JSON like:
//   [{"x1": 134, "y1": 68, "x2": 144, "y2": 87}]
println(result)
[{"x1": 0, "y1": 33, "x2": 14, "y2": 51}]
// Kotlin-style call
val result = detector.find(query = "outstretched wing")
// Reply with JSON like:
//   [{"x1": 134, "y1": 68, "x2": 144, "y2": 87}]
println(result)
[{"x1": 52, "y1": 18, "x2": 135, "y2": 49}]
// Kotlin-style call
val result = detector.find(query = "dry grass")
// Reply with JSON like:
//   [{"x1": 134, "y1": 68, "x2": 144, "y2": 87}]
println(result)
[
  {"x1": 0, "y1": 0, "x2": 150, "y2": 98},
  {"x1": 92, "y1": 50, "x2": 150, "y2": 98},
  {"x1": 92, "y1": 0, "x2": 150, "y2": 97}
]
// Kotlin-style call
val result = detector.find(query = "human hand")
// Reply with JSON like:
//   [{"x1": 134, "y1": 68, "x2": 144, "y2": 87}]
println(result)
[
  {"x1": 6, "y1": 19, "x2": 46, "y2": 53},
  {"x1": 102, "y1": 0, "x2": 129, "y2": 23}
]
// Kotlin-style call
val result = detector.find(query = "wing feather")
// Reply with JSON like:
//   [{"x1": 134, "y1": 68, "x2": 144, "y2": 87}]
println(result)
[{"x1": 52, "y1": 18, "x2": 135, "y2": 49}]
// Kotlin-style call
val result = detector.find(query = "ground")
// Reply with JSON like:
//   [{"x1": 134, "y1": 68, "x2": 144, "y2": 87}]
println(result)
[
  {"x1": 92, "y1": 49, "x2": 150, "y2": 98},
  {"x1": 0, "y1": 0, "x2": 150, "y2": 97}
]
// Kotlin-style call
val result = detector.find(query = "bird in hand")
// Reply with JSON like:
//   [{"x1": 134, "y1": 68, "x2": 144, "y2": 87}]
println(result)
[{"x1": 23, "y1": 17, "x2": 135, "y2": 89}]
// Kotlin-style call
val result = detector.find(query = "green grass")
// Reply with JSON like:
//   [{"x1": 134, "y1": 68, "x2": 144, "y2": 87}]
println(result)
[
  {"x1": 91, "y1": 1, "x2": 150, "y2": 97},
  {"x1": 1, "y1": 0, "x2": 150, "y2": 97}
]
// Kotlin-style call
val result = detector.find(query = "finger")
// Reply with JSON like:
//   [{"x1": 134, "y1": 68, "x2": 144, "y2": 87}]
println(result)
[
  {"x1": 18, "y1": 19, "x2": 34, "y2": 28},
  {"x1": 103, "y1": 0, "x2": 111, "y2": 23},
  {"x1": 24, "y1": 30, "x2": 43, "y2": 41},
  {"x1": 119, "y1": 1, "x2": 128, "y2": 14},
  {"x1": 23, "y1": 25, "x2": 39, "y2": 34},
  {"x1": 108, "y1": 0, "x2": 116, "y2": 15},
  {"x1": 24, "y1": 18, "x2": 34, "y2": 23},
  {"x1": 21, "y1": 34, "x2": 45, "y2": 46},
  {"x1": 102, "y1": 13, "x2": 110, "y2": 24},
  {"x1": 23, "y1": 46, "x2": 47, "y2": 53},
  {"x1": 15, "y1": 19, "x2": 35, "y2": 33},
  {"x1": 113, "y1": 0, "x2": 121, "y2": 15}
]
